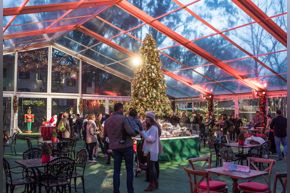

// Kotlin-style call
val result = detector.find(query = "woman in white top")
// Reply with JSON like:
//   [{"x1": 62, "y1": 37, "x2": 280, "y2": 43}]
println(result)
[
  {"x1": 85, "y1": 114, "x2": 99, "y2": 163},
  {"x1": 140, "y1": 111, "x2": 160, "y2": 191}
]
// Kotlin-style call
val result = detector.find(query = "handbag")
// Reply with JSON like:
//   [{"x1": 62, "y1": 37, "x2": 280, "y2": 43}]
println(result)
[{"x1": 58, "y1": 121, "x2": 66, "y2": 133}]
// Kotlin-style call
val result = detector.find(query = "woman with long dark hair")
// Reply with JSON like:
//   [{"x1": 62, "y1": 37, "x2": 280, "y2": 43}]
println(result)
[{"x1": 140, "y1": 111, "x2": 160, "y2": 191}]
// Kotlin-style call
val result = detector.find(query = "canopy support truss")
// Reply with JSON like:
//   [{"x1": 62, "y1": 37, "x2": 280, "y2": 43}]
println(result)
[
  {"x1": 4, "y1": 25, "x2": 75, "y2": 40},
  {"x1": 53, "y1": 43, "x2": 131, "y2": 82},
  {"x1": 78, "y1": 25, "x2": 212, "y2": 96},
  {"x1": 173, "y1": 0, "x2": 286, "y2": 83},
  {"x1": 233, "y1": 0, "x2": 287, "y2": 47},
  {"x1": 3, "y1": 0, "x2": 30, "y2": 32},
  {"x1": 116, "y1": 0, "x2": 265, "y2": 91},
  {"x1": 4, "y1": 0, "x2": 116, "y2": 16},
  {"x1": 95, "y1": 16, "x2": 235, "y2": 94}
]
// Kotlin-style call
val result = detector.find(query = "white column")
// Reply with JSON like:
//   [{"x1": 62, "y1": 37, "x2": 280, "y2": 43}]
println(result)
[
  {"x1": 234, "y1": 97, "x2": 239, "y2": 117},
  {"x1": 47, "y1": 97, "x2": 52, "y2": 120},
  {"x1": 14, "y1": 52, "x2": 18, "y2": 92},
  {"x1": 78, "y1": 60, "x2": 82, "y2": 115},
  {"x1": 47, "y1": 46, "x2": 52, "y2": 94},
  {"x1": 12, "y1": 52, "x2": 18, "y2": 134},
  {"x1": 10, "y1": 96, "x2": 14, "y2": 135},
  {"x1": 79, "y1": 60, "x2": 82, "y2": 96},
  {"x1": 105, "y1": 99, "x2": 109, "y2": 114},
  {"x1": 47, "y1": 46, "x2": 52, "y2": 120}
]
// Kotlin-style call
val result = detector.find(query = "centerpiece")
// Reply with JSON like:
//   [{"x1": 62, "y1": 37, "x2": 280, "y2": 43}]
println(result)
[{"x1": 51, "y1": 128, "x2": 58, "y2": 143}]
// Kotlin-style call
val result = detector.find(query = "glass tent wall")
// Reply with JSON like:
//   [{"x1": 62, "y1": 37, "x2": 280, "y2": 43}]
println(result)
[{"x1": 3, "y1": 46, "x2": 131, "y2": 132}]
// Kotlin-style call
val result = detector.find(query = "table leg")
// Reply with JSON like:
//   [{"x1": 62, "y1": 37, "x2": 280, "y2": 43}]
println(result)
[{"x1": 232, "y1": 178, "x2": 239, "y2": 193}]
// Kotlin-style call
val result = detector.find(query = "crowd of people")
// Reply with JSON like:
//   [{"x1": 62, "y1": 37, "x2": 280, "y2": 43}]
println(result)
[
  {"x1": 7, "y1": 105, "x2": 282, "y2": 193},
  {"x1": 167, "y1": 109, "x2": 287, "y2": 161},
  {"x1": 54, "y1": 103, "x2": 161, "y2": 192}
]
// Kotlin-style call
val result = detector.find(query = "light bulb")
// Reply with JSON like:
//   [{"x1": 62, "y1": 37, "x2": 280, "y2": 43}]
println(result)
[{"x1": 131, "y1": 56, "x2": 142, "y2": 67}]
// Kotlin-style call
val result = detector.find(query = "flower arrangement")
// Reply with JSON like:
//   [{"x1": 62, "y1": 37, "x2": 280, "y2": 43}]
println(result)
[{"x1": 51, "y1": 128, "x2": 58, "y2": 143}]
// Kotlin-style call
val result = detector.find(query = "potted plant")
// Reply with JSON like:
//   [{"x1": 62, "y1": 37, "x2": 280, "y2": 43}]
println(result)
[
  {"x1": 41, "y1": 142, "x2": 52, "y2": 163},
  {"x1": 51, "y1": 128, "x2": 58, "y2": 143},
  {"x1": 238, "y1": 132, "x2": 245, "y2": 145}
]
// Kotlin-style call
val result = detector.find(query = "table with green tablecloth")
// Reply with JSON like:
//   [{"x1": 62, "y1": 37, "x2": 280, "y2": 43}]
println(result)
[{"x1": 137, "y1": 135, "x2": 200, "y2": 162}]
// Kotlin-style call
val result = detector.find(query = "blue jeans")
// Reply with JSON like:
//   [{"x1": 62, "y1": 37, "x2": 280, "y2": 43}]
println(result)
[
  {"x1": 112, "y1": 147, "x2": 134, "y2": 193},
  {"x1": 274, "y1": 136, "x2": 287, "y2": 159}
]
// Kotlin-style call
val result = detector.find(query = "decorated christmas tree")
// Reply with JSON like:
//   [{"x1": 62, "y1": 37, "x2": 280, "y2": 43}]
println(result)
[{"x1": 131, "y1": 34, "x2": 173, "y2": 117}]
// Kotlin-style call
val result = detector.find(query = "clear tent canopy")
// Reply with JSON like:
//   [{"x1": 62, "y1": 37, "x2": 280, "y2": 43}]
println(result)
[{"x1": 3, "y1": 0, "x2": 287, "y2": 98}]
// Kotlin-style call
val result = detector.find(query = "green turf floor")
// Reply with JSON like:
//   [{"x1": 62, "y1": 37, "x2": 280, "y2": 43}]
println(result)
[{"x1": 3, "y1": 139, "x2": 287, "y2": 193}]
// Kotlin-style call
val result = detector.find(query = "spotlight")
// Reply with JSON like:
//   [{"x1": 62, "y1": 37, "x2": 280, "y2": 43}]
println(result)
[{"x1": 131, "y1": 56, "x2": 142, "y2": 67}]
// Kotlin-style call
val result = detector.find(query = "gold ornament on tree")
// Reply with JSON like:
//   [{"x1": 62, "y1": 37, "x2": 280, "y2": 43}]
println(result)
[{"x1": 131, "y1": 34, "x2": 173, "y2": 117}]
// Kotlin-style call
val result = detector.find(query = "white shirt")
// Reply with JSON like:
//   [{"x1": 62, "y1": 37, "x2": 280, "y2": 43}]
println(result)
[{"x1": 141, "y1": 125, "x2": 159, "y2": 161}]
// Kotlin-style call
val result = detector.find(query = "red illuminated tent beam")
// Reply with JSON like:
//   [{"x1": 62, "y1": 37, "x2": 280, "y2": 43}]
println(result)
[
  {"x1": 78, "y1": 26, "x2": 213, "y2": 95},
  {"x1": 4, "y1": 0, "x2": 115, "y2": 16},
  {"x1": 117, "y1": 1, "x2": 264, "y2": 91},
  {"x1": 89, "y1": 17, "x2": 234, "y2": 94},
  {"x1": 46, "y1": 0, "x2": 86, "y2": 29},
  {"x1": 233, "y1": 0, "x2": 287, "y2": 47},
  {"x1": 173, "y1": 0, "x2": 286, "y2": 82},
  {"x1": 3, "y1": 25, "x2": 75, "y2": 40},
  {"x1": 78, "y1": 25, "x2": 135, "y2": 57},
  {"x1": 3, "y1": 0, "x2": 30, "y2": 32},
  {"x1": 162, "y1": 69, "x2": 210, "y2": 95}
]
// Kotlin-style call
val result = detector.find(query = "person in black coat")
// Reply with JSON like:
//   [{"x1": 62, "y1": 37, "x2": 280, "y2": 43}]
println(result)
[{"x1": 270, "y1": 110, "x2": 287, "y2": 160}]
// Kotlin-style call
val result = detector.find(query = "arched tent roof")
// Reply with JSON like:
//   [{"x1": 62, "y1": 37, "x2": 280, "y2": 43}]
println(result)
[{"x1": 3, "y1": 0, "x2": 287, "y2": 99}]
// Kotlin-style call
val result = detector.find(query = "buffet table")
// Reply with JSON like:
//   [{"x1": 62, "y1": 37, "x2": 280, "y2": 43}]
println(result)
[{"x1": 137, "y1": 135, "x2": 200, "y2": 162}]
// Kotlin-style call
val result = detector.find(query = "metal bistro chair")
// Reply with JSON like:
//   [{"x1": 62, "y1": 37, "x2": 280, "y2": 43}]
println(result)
[
  {"x1": 39, "y1": 157, "x2": 75, "y2": 193},
  {"x1": 3, "y1": 158, "x2": 35, "y2": 193},
  {"x1": 4, "y1": 132, "x2": 18, "y2": 155},
  {"x1": 187, "y1": 156, "x2": 227, "y2": 193},
  {"x1": 72, "y1": 149, "x2": 88, "y2": 193},
  {"x1": 25, "y1": 137, "x2": 33, "y2": 149},
  {"x1": 23, "y1": 148, "x2": 42, "y2": 160},
  {"x1": 54, "y1": 139, "x2": 76, "y2": 158}
]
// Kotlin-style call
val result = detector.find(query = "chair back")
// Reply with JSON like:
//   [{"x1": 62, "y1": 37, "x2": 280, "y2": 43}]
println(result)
[
  {"x1": 75, "y1": 149, "x2": 88, "y2": 175},
  {"x1": 25, "y1": 137, "x2": 33, "y2": 149},
  {"x1": 23, "y1": 147, "x2": 42, "y2": 159},
  {"x1": 248, "y1": 145, "x2": 261, "y2": 157},
  {"x1": 248, "y1": 157, "x2": 275, "y2": 188},
  {"x1": 273, "y1": 172, "x2": 287, "y2": 193},
  {"x1": 188, "y1": 156, "x2": 211, "y2": 170},
  {"x1": 3, "y1": 158, "x2": 12, "y2": 183},
  {"x1": 220, "y1": 146, "x2": 236, "y2": 162},
  {"x1": 260, "y1": 141, "x2": 270, "y2": 158},
  {"x1": 10, "y1": 132, "x2": 18, "y2": 146},
  {"x1": 56, "y1": 139, "x2": 75, "y2": 157},
  {"x1": 45, "y1": 157, "x2": 75, "y2": 182},
  {"x1": 184, "y1": 167, "x2": 210, "y2": 193}
]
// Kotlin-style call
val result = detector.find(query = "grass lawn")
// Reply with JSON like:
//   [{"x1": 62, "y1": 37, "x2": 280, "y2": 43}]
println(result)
[{"x1": 3, "y1": 139, "x2": 287, "y2": 193}]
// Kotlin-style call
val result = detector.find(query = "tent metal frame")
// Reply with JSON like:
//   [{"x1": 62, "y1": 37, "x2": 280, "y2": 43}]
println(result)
[{"x1": 3, "y1": 0, "x2": 287, "y2": 98}]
